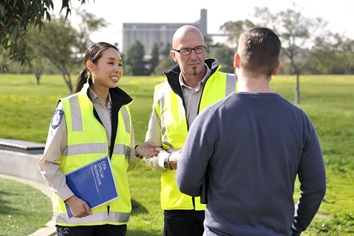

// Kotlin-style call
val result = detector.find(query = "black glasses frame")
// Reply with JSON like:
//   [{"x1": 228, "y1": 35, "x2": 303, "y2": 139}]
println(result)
[{"x1": 172, "y1": 45, "x2": 207, "y2": 55}]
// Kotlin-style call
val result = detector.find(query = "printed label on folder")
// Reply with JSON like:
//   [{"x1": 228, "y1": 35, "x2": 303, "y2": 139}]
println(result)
[{"x1": 65, "y1": 156, "x2": 118, "y2": 218}]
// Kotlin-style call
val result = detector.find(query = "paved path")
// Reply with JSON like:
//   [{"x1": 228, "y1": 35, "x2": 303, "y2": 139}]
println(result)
[{"x1": 0, "y1": 174, "x2": 56, "y2": 236}]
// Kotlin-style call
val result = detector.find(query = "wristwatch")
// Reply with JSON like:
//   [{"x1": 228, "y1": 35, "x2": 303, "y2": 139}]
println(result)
[
  {"x1": 164, "y1": 156, "x2": 172, "y2": 170},
  {"x1": 134, "y1": 145, "x2": 144, "y2": 159}
]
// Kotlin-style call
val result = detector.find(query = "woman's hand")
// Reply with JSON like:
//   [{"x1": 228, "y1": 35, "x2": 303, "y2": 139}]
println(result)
[
  {"x1": 65, "y1": 195, "x2": 92, "y2": 218},
  {"x1": 135, "y1": 141, "x2": 160, "y2": 158}
]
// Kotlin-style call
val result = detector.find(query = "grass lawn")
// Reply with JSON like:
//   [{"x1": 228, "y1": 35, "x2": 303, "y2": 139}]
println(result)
[
  {"x1": 0, "y1": 73, "x2": 353, "y2": 235},
  {"x1": 0, "y1": 178, "x2": 52, "y2": 235}
]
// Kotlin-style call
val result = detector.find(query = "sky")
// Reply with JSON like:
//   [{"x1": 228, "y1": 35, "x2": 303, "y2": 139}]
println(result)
[{"x1": 54, "y1": 0, "x2": 354, "y2": 51}]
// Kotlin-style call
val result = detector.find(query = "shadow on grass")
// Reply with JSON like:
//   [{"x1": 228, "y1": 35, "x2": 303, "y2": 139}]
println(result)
[
  {"x1": 131, "y1": 198, "x2": 148, "y2": 215},
  {"x1": 0, "y1": 190, "x2": 20, "y2": 215}
]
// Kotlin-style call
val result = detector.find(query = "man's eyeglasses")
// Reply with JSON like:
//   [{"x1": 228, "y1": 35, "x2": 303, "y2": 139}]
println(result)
[{"x1": 172, "y1": 45, "x2": 206, "y2": 55}]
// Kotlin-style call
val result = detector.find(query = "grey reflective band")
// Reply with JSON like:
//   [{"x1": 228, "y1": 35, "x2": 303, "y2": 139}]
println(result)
[
  {"x1": 68, "y1": 96, "x2": 131, "y2": 133},
  {"x1": 120, "y1": 106, "x2": 131, "y2": 134},
  {"x1": 109, "y1": 211, "x2": 130, "y2": 222},
  {"x1": 69, "y1": 96, "x2": 83, "y2": 131},
  {"x1": 55, "y1": 211, "x2": 130, "y2": 224},
  {"x1": 67, "y1": 143, "x2": 107, "y2": 156},
  {"x1": 158, "y1": 97, "x2": 167, "y2": 143},
  {"x1": 67, "y1": 143, "x2": 130, "y2": 156},
  {"x1": 159, "y1": 105, "x2": 170, "y2": 147},
  {"x1": 113, "y1": 143, "x2": 130, "y2": 156}
]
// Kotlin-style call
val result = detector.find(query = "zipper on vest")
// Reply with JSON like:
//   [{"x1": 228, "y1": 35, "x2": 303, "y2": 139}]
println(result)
[{"x1": 107, "y1": 205, "x2": 110, "y2": 215}]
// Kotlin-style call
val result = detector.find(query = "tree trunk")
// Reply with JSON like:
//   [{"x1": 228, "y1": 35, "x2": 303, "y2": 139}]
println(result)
[
  {"x1": 35, "y1": 73, "x2": 40, "y2": 85},
  {"x1": 62, "y1": 72, "x2": 73, "y2": 94},
  {"x1": 294, "y1": 73, "x2": 300, "y2": 104}
]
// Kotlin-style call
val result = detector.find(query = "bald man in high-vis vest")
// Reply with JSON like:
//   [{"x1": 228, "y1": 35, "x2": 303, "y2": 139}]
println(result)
[{"x1": 144, "y1": 25, "x2": 236, "y2": 236}]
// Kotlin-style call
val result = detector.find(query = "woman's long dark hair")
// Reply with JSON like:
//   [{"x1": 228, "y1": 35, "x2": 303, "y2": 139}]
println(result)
[{"x1": 74, "y1": 42, "x2": 120, "y2": 93}]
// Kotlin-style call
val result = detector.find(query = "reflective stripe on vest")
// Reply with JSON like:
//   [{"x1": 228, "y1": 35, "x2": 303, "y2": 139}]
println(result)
[
  {"x1": 54, "y1": 211, "x2": 130, "y2": 226},
  {"x1": 66, "y1": 143, "x2": 130, "y2": 156},
  {"x1": 156, "y1": 71, "x2": 235, "y2": 210},
  {"x1": 53, "y1": 84, "x2": 133, "y2": 226}
]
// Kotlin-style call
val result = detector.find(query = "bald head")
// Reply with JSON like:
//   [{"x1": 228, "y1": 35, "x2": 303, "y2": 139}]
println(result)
[
  {"x1": 170, "y1": 25, "x2": 207, "y2": 82},
  {"x1": 172, "y1": 25, "x2": 204, "y2": 49}
]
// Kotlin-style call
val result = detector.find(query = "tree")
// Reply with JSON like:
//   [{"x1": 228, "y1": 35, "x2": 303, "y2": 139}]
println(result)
[
  {"x1": 27, "y1": 54, "x2": 47, "y2": 85},
  {"x1": 204, "y1": 34, "x2": 214, "y2": 49},
  {"x1": 204, "y1": 33, "x2": 235, "y2": 73},
  {"x1": 24, "y1": 10, "x2": 106, "y2": 92},
  {"x1": 220, "y1": 4, "x2": 335, "y2": 104},
  {"x1": 219, "y1": 20, "x2": 255, "y2": 48},
  {"x1": 149, "y1": 42, "x2": 160, "y2": 75},
  {"x1": 154, "y1": 42, "x2": 176, "y2": 75},
  {"x1": 125, "y1": 41, "x2": 149, "y2": 76},
  {"x1": 313, "y1": 33, "x2": 354, "y2": 74},
  {"x1": 0, "y1": 49, "x2": 10, "y2": 72},
  {"x1": 253, "y1": 4, "x2": 329, "y2": 104},
  {"x1": 208, "y1": 44, "x2": 235, "y2": 73},
  {"x1": 74, "y1": 9, "x2": 108, "y2": 54},
  {"x1": 26, "y1": 16, "x2": 80, "y2": 93},
  {"x1": 0, "y1": 0, "x2": 88, "y2": 72}
]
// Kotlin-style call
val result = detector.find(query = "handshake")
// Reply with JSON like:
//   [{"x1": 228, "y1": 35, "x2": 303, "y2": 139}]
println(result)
[{"x1": 134, "y1": 141, "x2": 160, "y2": 158}]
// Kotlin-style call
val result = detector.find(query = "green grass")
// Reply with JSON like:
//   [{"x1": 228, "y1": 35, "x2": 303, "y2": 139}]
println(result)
[
  {"x1": 0, "y1": 178, "x2": 52, "y2": 235},
  {"x1": 0, "y1": 74, "x2": 353, "y2": 235}
]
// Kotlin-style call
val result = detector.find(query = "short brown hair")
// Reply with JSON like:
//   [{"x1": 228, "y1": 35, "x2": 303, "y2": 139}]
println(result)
[{"x1": 237, "y1": 27, "x2": 281, "y2": 77}]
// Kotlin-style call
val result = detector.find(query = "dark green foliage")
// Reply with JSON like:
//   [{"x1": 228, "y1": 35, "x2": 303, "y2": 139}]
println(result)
[
  {"x1": 149, "y1": 42, "x2": 160, "y2": 75},
  {"x1": 125, "y1": 41, "x2": 149, "y2": 75},
  {"x1": 208, "y1": 44, "x2": 235, "y2": 73},
  {"x1": 0, "y1": 0, "x2": 87, "y2": 71},
  {"x1": 154, "y1": 42, "x2": 176, "y2": 75}
]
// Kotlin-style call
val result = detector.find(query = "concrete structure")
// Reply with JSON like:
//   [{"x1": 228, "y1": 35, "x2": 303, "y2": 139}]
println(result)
[
  {"x1": 0, "y1": 139, "x2": 55, "y2": 236},
  {"x1": 122, "y1": 9, "x2": 207, "y2": 54},
  {"x1": 0, "y1": 138, "x2": 45, "y2": 155}
]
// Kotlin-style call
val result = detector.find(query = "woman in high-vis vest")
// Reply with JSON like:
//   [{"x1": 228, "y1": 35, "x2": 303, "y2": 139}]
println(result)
[{"x1": 38, "y1": 42, "x2": 158, "y2": 236}]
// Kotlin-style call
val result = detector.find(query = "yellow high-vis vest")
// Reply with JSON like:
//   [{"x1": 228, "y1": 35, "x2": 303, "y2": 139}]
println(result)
[
  {"x1": 154, "y1": 70, "x2": 235, "y2": 210},
  {"x1": 53, "y1": 83, "x2": 133, "y2": 226}
]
